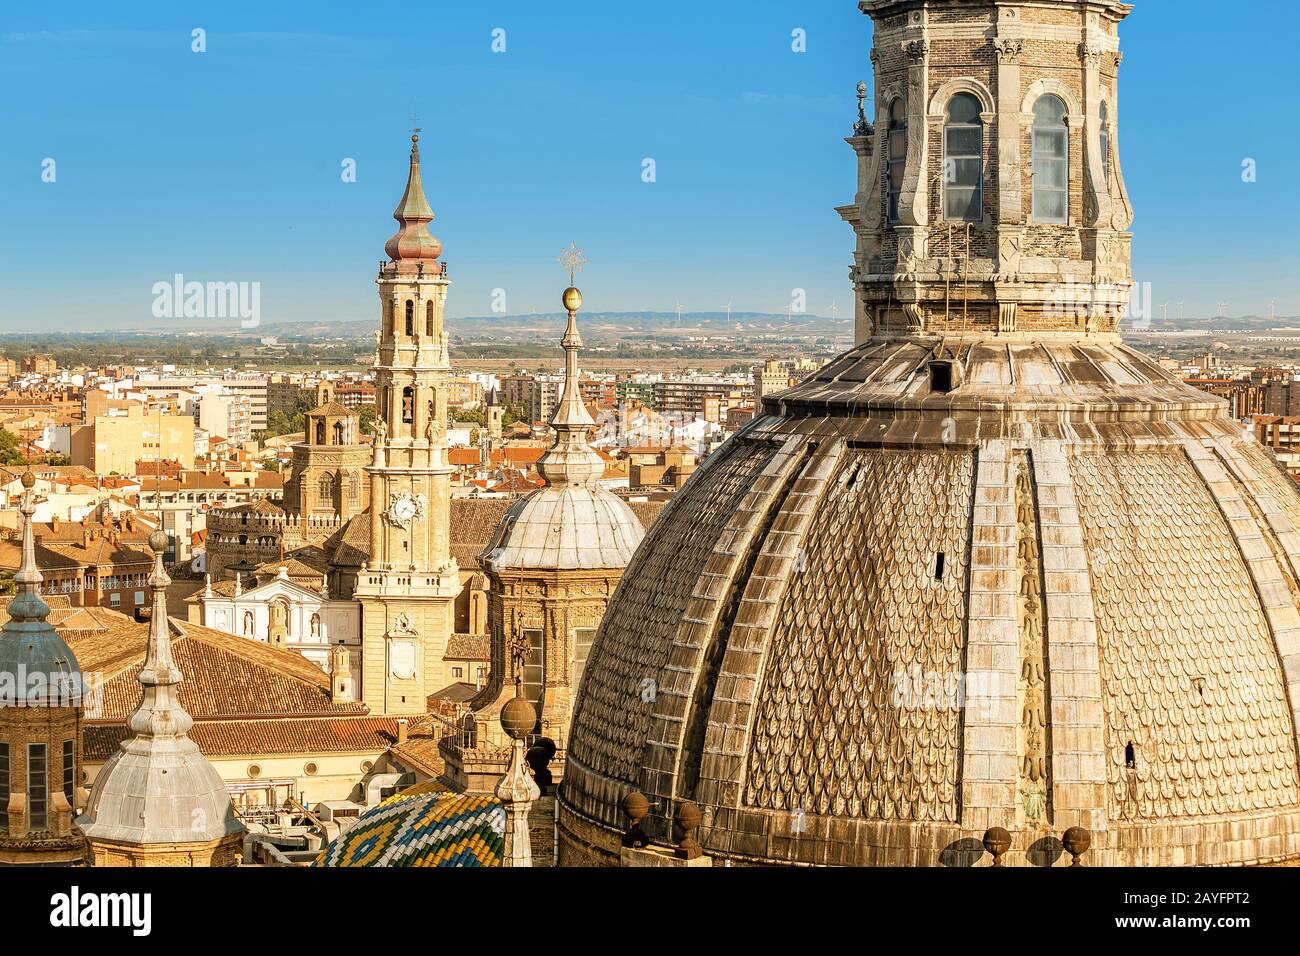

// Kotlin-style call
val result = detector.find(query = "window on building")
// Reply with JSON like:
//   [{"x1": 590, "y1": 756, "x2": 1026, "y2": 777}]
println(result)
[
  {"x1": 318, "y1": 473, "x2": 335, "y2": 500},
  {"x1": 62, "y1": 740, "x2": 74, "y2": 804},
  {"x1": 133, "y1": 591, "x2": 144, "y2": 606},
  {"x1": 27, "y1": 744, "x2": 47, "y2": 831},
  {"x1": 333, "y1": 420, "x2": 345, "y2": 444},
  {"x1": 404, "y1": 300, "x2": 414, "y2": 337},
  {"x1": 574, "y1": 627, "x2": 598, "y2": 683},
  {"x1": 0, "y1": 743, "x2": 9, "y2": 830},
  {"x1": 401, "y1": 387, "x2": 415, "y2": 424},
  {"x1": 522, "y1": 629, "x2": 544, "y2": 728},
  {"x1": 452, "y1": 666, "x2": 464, "y2": 679},
  {"x1": 1032, "y1": 94, "x2": 1069, "y2": 224},
  {"x1": 316, "y1": 420, "x2": 326, "y2": 444},
  {"x1": 1099, "y1": 101, "x2": 1111, "y2": 186},
  {"x1": 109, "y1": 593, "x2": 120, "y2": 607},
  {"x1": 426, "y1": 300, "x2": 435, "y2": 337},
  {"x1": 886, "y1": 98, "x2": 907, "y2": 224},
  {"x1": 943, "y1": 93, "x2": 983, "y2": 222}
]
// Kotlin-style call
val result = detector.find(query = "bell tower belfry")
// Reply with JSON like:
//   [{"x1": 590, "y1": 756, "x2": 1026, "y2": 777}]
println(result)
[{"x1": 355, "y1": 131, "x2": 459, "y2": 716}]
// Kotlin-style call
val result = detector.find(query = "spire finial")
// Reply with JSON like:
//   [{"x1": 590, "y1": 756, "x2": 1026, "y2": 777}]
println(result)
[
  {"x1": 126, "y1": 530, "x2": 192, "y2": 739},
  {"x1": 536, "y1": 246, "x2": 603, "y2": 489},
  {"x1": 10, "y1": 471, "x2": 49, "y2": 622},
  {"x1": 385, "y1": 130, "x2": 442, "y2": 270}
]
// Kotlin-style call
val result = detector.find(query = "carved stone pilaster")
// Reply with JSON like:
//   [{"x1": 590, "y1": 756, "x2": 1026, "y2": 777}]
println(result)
[{"x1": 993, "y1": 38, "x2": 1023, "y2": 64}]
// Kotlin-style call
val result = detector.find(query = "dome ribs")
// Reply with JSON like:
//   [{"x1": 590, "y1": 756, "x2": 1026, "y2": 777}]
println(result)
[
  {"x1": 677, "y1": 439, "x2": 834, "y2": 810},
  {"x1": 561, "y1": 439, "x2": 778, "y2": 833}
]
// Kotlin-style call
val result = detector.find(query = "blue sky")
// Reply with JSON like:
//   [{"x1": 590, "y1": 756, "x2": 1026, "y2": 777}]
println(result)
[{"x1": 1, "y1": 0, "x2": 1296, "y2": 330}]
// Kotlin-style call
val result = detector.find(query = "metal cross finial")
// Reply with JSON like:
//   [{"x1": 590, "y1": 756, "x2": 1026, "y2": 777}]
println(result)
[
  {"x1": 558, "y1": 242, "x2": 589, "y2": 285},
  {"x1": 411, "y1": 111, "x2": 422, "y2": 135}
]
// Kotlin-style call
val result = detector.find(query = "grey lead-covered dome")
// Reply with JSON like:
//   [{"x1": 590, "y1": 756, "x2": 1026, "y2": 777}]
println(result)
[
  {"x1": 482, "y1": 486, "x2": 645, "y2": 572},
  {"x1": 559, "y1": 336, "x2": 1300, "y2": 867}
]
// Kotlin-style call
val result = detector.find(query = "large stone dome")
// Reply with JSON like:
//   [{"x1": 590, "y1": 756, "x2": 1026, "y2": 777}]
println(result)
[{"x1": 558, "y1": 337, "x2": 1300, "y2": 866}]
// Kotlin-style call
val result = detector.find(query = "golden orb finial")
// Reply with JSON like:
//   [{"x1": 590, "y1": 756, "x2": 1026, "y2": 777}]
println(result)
[{"x1": 563, "y1": 286, "x2": 583, "y2": 313}]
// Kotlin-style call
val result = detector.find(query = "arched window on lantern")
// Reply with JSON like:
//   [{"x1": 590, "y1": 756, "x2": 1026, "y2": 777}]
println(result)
[
  {"x1": 315, "y1": 420, "x2": 326, "y2": 445},
  {"x1": 886, "y1": 98, "x2": 907, "y2": 224},
  {"x1": 943, "y1": 93, "x2": 983, "y2": 222},
  {"x1": 333, "y1": 420, "x2": 345, "y2": 445},
  {"x1": 1032, "y1": 94, "x2": 1069, "y2": 224},
  {"x1": 404, "y1": 300, "x2": 414, "y2": 336},
  {"x1": 1099, "y1": 100, "x2": 1111, "y2": 187},
  {"x1": 426, "y1": 300, "x2": 435, "y2": 337},
  {"x1": 402, "y1": 386, "x2": 415, "y2": 424}
]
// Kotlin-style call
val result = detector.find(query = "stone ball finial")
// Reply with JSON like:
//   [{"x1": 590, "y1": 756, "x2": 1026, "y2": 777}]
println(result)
[
  {"x1": 982, "y1": 826, "x2": 1012, "y2": 867},
  {"x1": 674, "y1": 801, "x2": 703, "y2": 860},
  {"x1": 20, "y1": 471, "x2": 35, "y2": 489},
  {"x1": 620, "y1": 790, "x2": 651, "y2": 849},
  {"x1": 148, "y1": 529, "x2": 169, "y2": 553},
  {"x1": 563, "y1": 286, "x2": 583, "y2": 313},
  {"x1": 500, "y1": 694, "x2": 537, "y2": 741},
  {"x1": 1062, "y1": 826, "x2": 1092, "y2": 867}
]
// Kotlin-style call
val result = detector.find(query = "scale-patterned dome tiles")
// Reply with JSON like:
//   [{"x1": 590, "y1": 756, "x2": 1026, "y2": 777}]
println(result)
[
  {"x1": 744, "y1": 450, "x2": 973, "y2": 823},
  {"x1": 1070, "y1": 450, "x2": 1300, "y2": 820}
]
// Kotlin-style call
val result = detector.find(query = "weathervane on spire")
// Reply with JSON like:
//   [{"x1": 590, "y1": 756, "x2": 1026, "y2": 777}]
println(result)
[{"x1": 558, "y1": 242, "x2": 589, "y2": 286}]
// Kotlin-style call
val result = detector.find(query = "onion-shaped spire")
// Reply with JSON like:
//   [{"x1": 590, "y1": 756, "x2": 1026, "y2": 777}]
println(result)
[{"x1": 383, "y1": 132, "x2": 444, "y2": 273}]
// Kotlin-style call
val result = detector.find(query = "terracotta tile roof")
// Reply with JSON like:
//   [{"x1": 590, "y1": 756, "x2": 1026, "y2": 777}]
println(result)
[
  {"x1": 448, "y1": 447, "x2": 481, "y2": 467},
  {"x1": 85, "y1": 716, "x2": 399, "y2": 761},
  {"x1": 306, "y1": 401, "x2": 353, "y2": 417},
  {"x1": 387, "y1": 736, "x2": 446, "y2": 779},
  {"x1": 489, "y1": 445, "x2": 547, "y2": 468},
  {"x1": 449, "y1": 499, "x2": 512, "y2": 569},
  {"x1": 445, "y1": 634, "x2": 489, "y2": 661},
  {"x1": 72, "y1": 618, "x2": 369, "y2": 723}
]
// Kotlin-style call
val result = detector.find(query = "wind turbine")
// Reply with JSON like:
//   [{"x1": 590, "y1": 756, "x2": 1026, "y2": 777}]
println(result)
[{"x1": 1178, "y1": 301, "x2": 1186, "y2": 322}]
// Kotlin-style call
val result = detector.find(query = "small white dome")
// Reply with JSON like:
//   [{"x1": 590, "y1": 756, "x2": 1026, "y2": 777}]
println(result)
[{"x1": 482, "y1": 486, "x2": 644, "y2": 572}]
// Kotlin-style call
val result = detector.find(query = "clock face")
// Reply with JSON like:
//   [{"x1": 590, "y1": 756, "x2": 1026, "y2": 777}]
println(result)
[{"x1": 385, "y1": 492, "x2": 425, "y2": 529}]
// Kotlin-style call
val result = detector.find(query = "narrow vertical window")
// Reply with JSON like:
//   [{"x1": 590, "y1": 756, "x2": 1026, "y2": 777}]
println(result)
[
  {"x1": 943, "y1": 93, "x2": 983, "y2": 222},
  {"x1": 27, "y1": 743, "x2": 47, "y2": 831},
  {"x1": 401, "y1": 386, "x2": 415, "y2": 424},
  {"x1": 522, "y1": 629, "x2": 545, "y2": 730},
  {"x1": 1032, "y1": 95, "x2": 1069, "y2": 224},
  {"x1": 0, "y1": 743, "x2": 9, "y2": 830},
  {"x1": 404, "y1": 300, "x2": 414, "y2": 337},
  {"x1": 1099, "y1": 101, "x2": 1111, "y2": 186},
  {"x1": 886, "y1": 98, "x2": 907, "y2": 224},
  {"x1": 426, "y1": 300, "x2": 435, "y2": 337},
  {"x1": 62, "y1": 740, "x2": 74, "y2": 804}
]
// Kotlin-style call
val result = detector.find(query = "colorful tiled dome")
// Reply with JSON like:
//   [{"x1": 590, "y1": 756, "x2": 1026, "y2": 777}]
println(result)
[{"x1": 314, "y1": 782, "x2": 506, "y2": 868}]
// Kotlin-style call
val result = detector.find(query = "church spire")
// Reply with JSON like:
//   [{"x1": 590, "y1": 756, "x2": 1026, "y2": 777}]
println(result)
[
  {"x1": 537, "y1": 245, "x2": 604, "y2": 488},
  {"x1": 383, "y1": 130, "x2": 444, "y2": 273},
  {"x1": 127, "y1": 531, "x2": 193, "y2": 741},
  {"x1": 8, "y1": 471, "x2": 50, "y2": 625}
]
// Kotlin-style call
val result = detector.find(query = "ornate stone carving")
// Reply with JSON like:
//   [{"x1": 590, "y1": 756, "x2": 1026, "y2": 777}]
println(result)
[
  {"x1": 1079, "y1": 40, "x2": 1106, "y2": 67},
  {"x1": 1015, "y1": 459, "x2": 1050, "y2": 824},
  {"x1": 384, "y1": 491, "x2": 427, "y2": 529},
  {"x1": 903, "y1": 39, "x2": 929, "y2": 64},
  {"x1": 993, "y1": 38, "x2": 1023, "y2": 64}
]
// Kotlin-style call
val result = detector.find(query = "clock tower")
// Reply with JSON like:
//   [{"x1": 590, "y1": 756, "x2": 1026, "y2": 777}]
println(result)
[{"x1": 355, "y1": 132, "x2": 459, "y2": 715}]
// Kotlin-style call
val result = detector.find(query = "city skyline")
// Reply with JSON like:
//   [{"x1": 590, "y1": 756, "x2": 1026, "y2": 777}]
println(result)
[{"x1": 1, "y1": 0, "x2": 1295, "y2": 331}]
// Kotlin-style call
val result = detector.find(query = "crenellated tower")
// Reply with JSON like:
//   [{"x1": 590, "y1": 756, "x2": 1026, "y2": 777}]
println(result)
[{"x1": 354, "y1": 133, "x2": 460, "y2": 715}]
